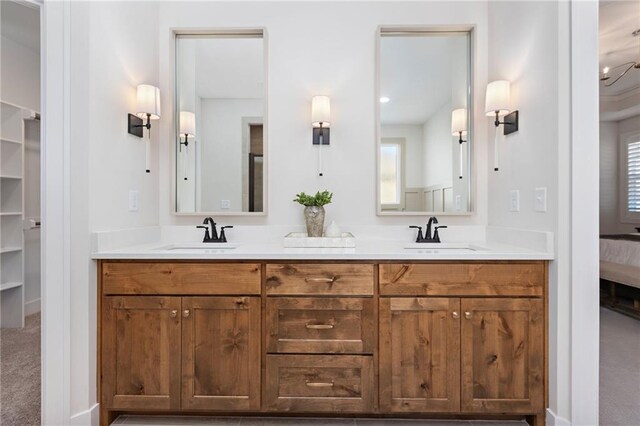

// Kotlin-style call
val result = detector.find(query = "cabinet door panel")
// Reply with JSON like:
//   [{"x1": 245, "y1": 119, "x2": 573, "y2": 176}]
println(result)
[
  {"x1": 461, "y1": 298, "x2": 544, "y2": 413},
  {"x1": 102, "y1": 296, "x2": 181, "y2": 410},
  {"x1": 181, "y1": 297, "x2": 261, "y2": 410},
  {"x1": 379, "y1": 298, "x2": 460, "y2": 412}
]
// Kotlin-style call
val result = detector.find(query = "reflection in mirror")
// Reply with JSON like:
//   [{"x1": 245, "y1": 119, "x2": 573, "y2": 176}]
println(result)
[
  {"x1": 175, "y1": 32, "x2": 265, "y2": 214},
  {"x1": 378, "y1": 30, "x2": 471, "y2": 214}
]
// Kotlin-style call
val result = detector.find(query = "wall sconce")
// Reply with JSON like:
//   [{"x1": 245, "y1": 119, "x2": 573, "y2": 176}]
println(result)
[
  {"x1": 451, "y1": 108, "x2": 467, "y2": 180},
  {"x1": 128, "y1": 84, "x2": 161, "y2": 173},
  {"x1": 485, "y1": 80, "x2": 519, "y2": 171},
  {"x1": 311, "y1": 95, "x2": 331, "y2": 176},
  {"x1": 179, "y1": 111, "x2": 196, "y2": 181}
]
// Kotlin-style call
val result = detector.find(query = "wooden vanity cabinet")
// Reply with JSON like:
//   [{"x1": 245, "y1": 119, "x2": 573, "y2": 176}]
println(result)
[
  {"x1": 100, "y1": 262, "x2": 262, "y2": 421},
  {"x1": 378, "y1": 262, "x2": 546, "y2": 418},
  {"x1": 99, "y1": 260, "x2": 547, "y2": 425}
]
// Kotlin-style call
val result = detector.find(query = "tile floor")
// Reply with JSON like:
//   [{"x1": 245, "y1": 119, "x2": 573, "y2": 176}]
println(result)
[{"x1": 113, "y1": 416, "x2": 528, "y2": 425}]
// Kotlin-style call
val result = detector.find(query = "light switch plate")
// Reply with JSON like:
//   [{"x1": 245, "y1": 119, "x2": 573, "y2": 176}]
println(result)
[
  {"x1": 220, "y1": 200, "x2": 231, "y2": 210},
  {"x1": 128, "y1": 190, "x2": 139, "y2": 212},
  {"x1": 509, "y1": 190, "x2": 520, "y2": 212},
  {"x1": 535, "y1": 187, "x2": 547, "y2": 212}
]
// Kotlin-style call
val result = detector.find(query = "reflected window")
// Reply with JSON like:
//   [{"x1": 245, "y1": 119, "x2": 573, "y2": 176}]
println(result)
[{"x1": 380, "y1": 142, "x2": 402, "y2": 205}]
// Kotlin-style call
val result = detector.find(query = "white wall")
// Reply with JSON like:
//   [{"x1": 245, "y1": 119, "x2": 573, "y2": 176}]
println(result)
[
  {"x1": 0, "y1": 32, "x2": 40, "y2": 112},
  {"x1": 157, "y1": 1, "x2": 489, "y2": 226},
  {"x1": 600, "y1": 121, "x2": 619, "y2": 234},
  {"x1": 380, "y1": 124, "x2": 424, "y2": 188},
  {"x1": 600, "y1": 114, "x2": 640, "y2": 234},
  {"x1": 423, "y1": 100, "x2": 453, "y2": 187},
  {"x1": 199, "y1": 98, "x2": 263, "y2": 212}
]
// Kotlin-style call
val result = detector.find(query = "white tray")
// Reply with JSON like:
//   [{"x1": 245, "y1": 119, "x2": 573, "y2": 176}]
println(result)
[{"x1": 283, "y1": 232, "x2": 356, "y2": 248}]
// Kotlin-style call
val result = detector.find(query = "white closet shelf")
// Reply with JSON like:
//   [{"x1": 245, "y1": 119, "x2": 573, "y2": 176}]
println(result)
[
  {"x1": 0, "y1": 247, "x2": 23, "y2": 254},
  {"x1": 0, "y1": 99, "x2": 39, "y2": 113},
  {"x1": 1, "y1": 137, "x2": 22, "y2": 145},
  {"x1": 0, "y1": 282, "x2": 23, "y2": 291},
  {"x1": 0, "y1": 212, "x2": 22, "y2": 216},
  {"x1": 0, "y1": 175, "x2": 22, "y2": 180}
]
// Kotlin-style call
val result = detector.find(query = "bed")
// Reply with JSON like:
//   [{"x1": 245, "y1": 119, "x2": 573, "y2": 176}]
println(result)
[{"x1": 600, "y1": 233, "x2": 640, "y2": 318}]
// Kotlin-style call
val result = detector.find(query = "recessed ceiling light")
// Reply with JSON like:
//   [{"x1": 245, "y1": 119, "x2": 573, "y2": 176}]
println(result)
[{"x1": 380, "y1": 97, "x2": 390, "y2": 104}]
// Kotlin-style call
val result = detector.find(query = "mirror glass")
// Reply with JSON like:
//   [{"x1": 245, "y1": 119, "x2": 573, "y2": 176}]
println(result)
[
  {"x1": 378, "y1": 30, "x2": 472, "y2": 214},
  {"x1": 175, "y1": 32, "x2": 266, "y2": 214}
]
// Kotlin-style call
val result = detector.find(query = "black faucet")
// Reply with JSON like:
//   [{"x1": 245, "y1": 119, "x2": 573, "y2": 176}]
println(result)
[
  {"x1": 410, "y1": 216, "x2": 447, "y2": 243},
  {"x1": 197, "y1": 217, "x2": 233, "y2": 243}
]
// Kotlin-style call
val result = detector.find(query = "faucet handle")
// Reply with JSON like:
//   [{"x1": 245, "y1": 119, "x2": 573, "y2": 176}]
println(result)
[
  {"x1": 219, "y1": 226, "x2": 234, "y2": 243},
  {"x1": 433, "y1": 225, "x2": 448, "y2": 242},
  {"x1": 409, "y1": 226, "x2": 424, "y2": 242},
  {"x1": 196, "y1": 225, "x2": 211, "y2": 242}
]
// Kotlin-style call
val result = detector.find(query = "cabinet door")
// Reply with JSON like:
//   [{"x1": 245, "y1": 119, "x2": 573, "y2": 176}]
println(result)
[
  {"x1": 102, "y1": 296, "x2": 182, "y2": 410},
  {"x1": 181, "y1": 297, "x2": 261, "y2": 410},
  {"x1": 461, "y1": 298, "x2": 544, "y2": 413},
  {"x1": 379, "y1": 298, "x2": 461, "y2": 412}
]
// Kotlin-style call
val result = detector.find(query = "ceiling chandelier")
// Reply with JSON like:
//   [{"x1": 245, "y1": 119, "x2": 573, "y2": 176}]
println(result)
[{"x1": 600, "y1": 28, "x2": 640, "y2": 87}]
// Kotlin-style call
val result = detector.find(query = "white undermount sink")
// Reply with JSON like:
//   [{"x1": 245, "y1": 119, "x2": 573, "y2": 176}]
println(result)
[
  {"x1": 154, "y1": 243, "x2": 238, "y2": 252},
  {"x1": 404, "y1": 243, "x2": 484, "y2": 253}
]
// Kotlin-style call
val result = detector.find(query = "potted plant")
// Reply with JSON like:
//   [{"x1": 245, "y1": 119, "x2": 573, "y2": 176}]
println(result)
[{"x1": 293, "y1": 190, "x2": 333, "y2": 237}]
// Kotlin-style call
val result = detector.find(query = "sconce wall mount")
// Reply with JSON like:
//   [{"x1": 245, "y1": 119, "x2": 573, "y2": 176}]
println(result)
[{"x1": 493, "y1": 110, "x2": 519, "y2": 135}]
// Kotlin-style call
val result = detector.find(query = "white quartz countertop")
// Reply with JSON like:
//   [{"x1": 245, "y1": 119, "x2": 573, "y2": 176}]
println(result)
[{"x1": 91, "y1": 240, "x2": 552, "y2": 261}]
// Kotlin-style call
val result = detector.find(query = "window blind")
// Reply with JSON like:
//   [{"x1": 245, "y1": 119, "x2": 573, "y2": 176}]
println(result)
[{"x1": 629, "y1": 140, "x2": 640, "y2": 213}]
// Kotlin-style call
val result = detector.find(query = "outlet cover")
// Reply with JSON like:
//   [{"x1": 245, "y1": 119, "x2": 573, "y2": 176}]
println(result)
[
  {"x1": 535, "y1": 187, "x2": 547, "y2": 212},
  {"x1": 509, "y1": 190, "x2": 520, "y2": 212},
  {"x1": 220, "y1": 200, "x2": 231, "y2": 210},
  {"x1": 455, "y1": 195, "x2": 462, "y2": 211},
  {"x1": 128, "y1": 190, "x2": 139, "y2": 212}
]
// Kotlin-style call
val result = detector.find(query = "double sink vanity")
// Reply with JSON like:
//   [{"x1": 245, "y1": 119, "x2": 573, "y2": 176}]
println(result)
[
  {"x1": 94, "y1": 223, "x2": 551, "y2": 426},
  {"x1": 94, "y1": 22, "x2": 552, "y2": 426}
]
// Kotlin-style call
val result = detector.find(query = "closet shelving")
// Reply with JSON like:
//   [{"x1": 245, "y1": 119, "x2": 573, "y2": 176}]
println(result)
[{"x1": 1, "y1": 99, "x2": 39, "y2": 328}]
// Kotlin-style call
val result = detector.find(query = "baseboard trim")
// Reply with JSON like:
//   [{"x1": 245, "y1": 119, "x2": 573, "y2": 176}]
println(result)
[
  {"x1": 24, "y1": 298, "x2": 40, "y2": 316},
  {"x1": 70, "y1": 403, "x2": 99, "y2": 426},
  {"x1": 547, "y1": 408, "x2": 571, "y2": 426}
]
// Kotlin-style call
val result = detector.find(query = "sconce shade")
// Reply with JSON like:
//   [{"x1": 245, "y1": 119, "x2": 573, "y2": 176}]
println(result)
[
  {"x1": 311, "y1": 95, "x2": 331, "y2": 127},
  {"x1": 451, "y1": 108, "x2": 467, "y2": 135},
  {"x1": 136, "y1": 84, "x2": 161, "y2": 119},
  {"x1": 179, "y1": 111, "x2": 196, "y2": 136},
  {"x1": 485, "y1": 80, "x2": 510, "y2": 116}
]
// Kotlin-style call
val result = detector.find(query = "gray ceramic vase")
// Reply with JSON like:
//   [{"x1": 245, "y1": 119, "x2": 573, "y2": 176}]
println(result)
[{"x1": 304, "y1": 206, "x2": 325, "y2": 237}]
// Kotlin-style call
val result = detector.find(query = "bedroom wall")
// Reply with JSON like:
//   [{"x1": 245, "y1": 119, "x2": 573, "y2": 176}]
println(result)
[
  {"x1": 600, "y1": 120, "x2": 619, "y2": 234},
  {"x1": 600, "y1": 114, "x2": 640, "y2": 234}
]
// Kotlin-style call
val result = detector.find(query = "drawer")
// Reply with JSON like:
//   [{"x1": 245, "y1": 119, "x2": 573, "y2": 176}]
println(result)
[
  {"x1": 264, "y1": 354, "x2": 374, "y2": 412},
  {"x1": 379, "y1": 262, "x2": 545, "y2": 297},
  {"x1": 266, "y1": 298, "x2": 375, "y2": 354},
  {"x1": 102, "y1": 262, "x2": 261, "y2": 295},
  {"x1": 266, "y1": 264, "x2": 374, "y2": 296}
]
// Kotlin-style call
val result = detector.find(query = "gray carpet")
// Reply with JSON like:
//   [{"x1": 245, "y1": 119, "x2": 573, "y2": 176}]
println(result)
[
  {"x1": 599, "y1": 307, "x2": 640, "y2": 425},
  {"x1": 0, "y1": 313, "x2": 40, "y2": 426}
]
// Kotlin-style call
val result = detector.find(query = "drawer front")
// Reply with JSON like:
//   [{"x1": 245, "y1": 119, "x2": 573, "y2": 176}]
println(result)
[
  {"x1": 102, "y1": 262, "x2": 261, "y2": 295},
  {"x1": 379, "y1": 262, "x2": 544, "y2": 297},
  {"x1": 266, "y1": 264, "x2": 374, "y2": 296},
  {"x1": 266, "y1": 298, "x2": 375, "y2": 354},
  {"x1": 264, "y1": 354, "x2": 374, "y2": 412}
]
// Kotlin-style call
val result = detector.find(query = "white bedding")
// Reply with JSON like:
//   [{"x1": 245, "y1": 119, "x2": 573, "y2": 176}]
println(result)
[{"x1": 600, "y1": 236, "x2": 640, "y2": 268}]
